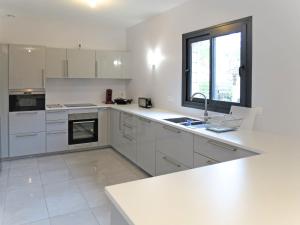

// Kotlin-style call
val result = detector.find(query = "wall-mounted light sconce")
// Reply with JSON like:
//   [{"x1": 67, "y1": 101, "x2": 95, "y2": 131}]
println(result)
[
  {"x1": 147, "y1": 47, "x2": 165, "y2": 69},
  {"x1": 113, "y1": 59, "x2": 122, "y2": 66}
]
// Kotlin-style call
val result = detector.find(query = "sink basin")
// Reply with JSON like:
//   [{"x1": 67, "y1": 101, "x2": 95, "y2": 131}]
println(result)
[{"x1": 164, "y1": 117, "x2": 206, "y2": 129}]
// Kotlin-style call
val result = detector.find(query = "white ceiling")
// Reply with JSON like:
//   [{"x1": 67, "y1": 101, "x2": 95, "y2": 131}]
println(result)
[{"x1": 0, "y1": 0, "x2": 190, "y2": 28}]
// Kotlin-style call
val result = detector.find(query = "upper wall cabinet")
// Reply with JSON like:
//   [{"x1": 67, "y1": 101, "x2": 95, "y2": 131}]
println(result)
[
  {"x1": 9, "y1": 44, "x2": 46, "y2": 90},
  {"x1": 45, "y1": 48, "x2": 67, "y2": 78},
  {"x1": 67, "y1": 49, "x2": 96, "y2": 78},
  {"x1": 96, "y1": 51, "x2": 130, "y2": 79}
]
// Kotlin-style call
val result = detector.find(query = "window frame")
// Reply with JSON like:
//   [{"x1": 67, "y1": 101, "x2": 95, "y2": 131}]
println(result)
[{"x1": 182, "y1": 17, "x2": 252, "y2": 113}]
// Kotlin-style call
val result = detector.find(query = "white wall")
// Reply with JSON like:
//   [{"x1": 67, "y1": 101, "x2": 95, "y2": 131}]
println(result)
[
  {"x1": 126, "y1": 0, "x2": 300, "y2": 136},
  {"x1": 46, "y1": 78, "x2": 128, "y2": 105},
  {"x1": 0, "y1": 16, "x2": 126, "y2": 50}
]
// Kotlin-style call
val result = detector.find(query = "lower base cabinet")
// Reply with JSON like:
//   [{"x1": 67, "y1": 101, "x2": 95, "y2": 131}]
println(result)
[
  {"x1": 46, "y1": 131, "x2": 68, "y2": 153},
  {"x1": 9, "y1": 132, "x2": 46, "y2": 157},
  {"x1": 194, "y1": 152, "x2": 218, "y2": 168}
]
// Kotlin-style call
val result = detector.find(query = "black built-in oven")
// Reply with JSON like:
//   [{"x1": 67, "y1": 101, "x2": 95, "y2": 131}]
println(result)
[
  {"x1": 9, "y1": 90, "x2": 45, "y2": 112},
  {"x1": 68, "y1": 112, "x2": 98, "y2": 145}
]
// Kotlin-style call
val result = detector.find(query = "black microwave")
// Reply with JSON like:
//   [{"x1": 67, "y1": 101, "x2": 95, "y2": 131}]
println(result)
[
  {"x1": 138, "y1": 98, "x2": 152, "y2": 108},
  {"x1": 9, "y1": 90, "x2": 45, "y2": 112}
]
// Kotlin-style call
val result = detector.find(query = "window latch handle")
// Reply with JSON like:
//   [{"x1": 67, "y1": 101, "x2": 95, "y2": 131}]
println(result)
[{"x1": 239, "y1": 65, "x2": 245, "y2": 76}]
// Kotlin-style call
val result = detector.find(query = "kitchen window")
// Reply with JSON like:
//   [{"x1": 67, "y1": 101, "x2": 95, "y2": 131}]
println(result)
[{"x1": 182, "y1": 17, "x2": 252, "y2": 113}]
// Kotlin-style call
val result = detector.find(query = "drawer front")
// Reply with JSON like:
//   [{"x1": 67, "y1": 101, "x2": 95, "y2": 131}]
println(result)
[
  {"x1": 46, "y1": 110, "x2": 68, "y2": 121},
  {"x1": 194, "y1": 136, "x2": 256, "y2": 162},
  {"x1": 9, "y1": 111, "x2": 45, "y2": 134},
  {"x1": 194, "y1": 152, "x2": 219, "y2": 168},
  {"x1": 9, "y1": 132, "x2": 46, "y2": 157},
  {"x1": 46, "y1": 131, "x2": 68, "y2": 152},
  {"x1": 121, "y1": 133, "x2": 137, "y2": 163},
  {"x1": 156, "y1": 151, "x2": 188, "y2": 176},
  {"x1": 121, "y1": 112, "x2": 136, "y2": 127},
  {"x1": 155, "y1": 124, "x2": 193, "y2": 168},
  {"x1": 46, "y1": 120, "x2": 68, "y2": 132}
]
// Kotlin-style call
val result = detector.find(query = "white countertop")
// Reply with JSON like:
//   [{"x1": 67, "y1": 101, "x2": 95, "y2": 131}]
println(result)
[
  {"x1": 47, "y1": 104, "x2": 300, "y2": 225},
  {"x1": 99, "y1": 105, "x2": 300, "y2": 225}
]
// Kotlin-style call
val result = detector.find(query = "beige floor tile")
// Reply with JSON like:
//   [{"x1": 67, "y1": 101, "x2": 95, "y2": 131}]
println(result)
[{"x1": 50, "y1": 209, "x2": 99, "y2": 225}]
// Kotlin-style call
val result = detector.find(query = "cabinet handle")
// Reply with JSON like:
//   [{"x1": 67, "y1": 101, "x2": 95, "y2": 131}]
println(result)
[
  {"x1": 206, "y1": 160, "x2": 215, "y2": 165},
  {"x1": 119, "y1": 112, "x2": 122, "y2": 131},
  {"x1": 16, "y1": 111, "x2": 38, "y2": 115},
  {"x1": 74, "y1": 120, "x2": 95, "y2": 124},
  {"x1": 162, "y1": 156, "x2": 181, "y2": 168},
  {"x1": 47, "y1": 120, "x2": 66, "y2": 124},
  {"x1": 163, "y1": 125, "x2": 181, "y2": 134},
  {"x1": 123, "y1": 134, "x2": 134, "y2": 142},
  {"x1": 47, "y1": 110, "x2": 67, "y2": 113},
  {"x1": 47, "y1": 131, "x2": 67, "y2": 135},
  {"x1": 207, "y1": 140, "x2": 237, "y2": 152},
  {"x1": 95, "y1": 61, "x2": 98, "y2": 77},
  {"x1": 123, "y1": 123, "x2": 133, "y2": 129},
  {"x1": 16, "y1": 133, "x2": 38, "y2": 138},
  {"x1": 42, "y1": 69, "x2": 45, "y2": 88},
  {"x1": 139, "y1": 117, "x2": 151, "y2": 123}
]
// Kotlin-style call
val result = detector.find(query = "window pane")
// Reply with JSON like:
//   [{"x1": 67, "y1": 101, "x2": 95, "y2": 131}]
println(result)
[
  {"x1": 213, "y1": 32, "x2": 241, "y2": 103},
  {"x1": 191, "y1": 40, "x2": 210, "y2": 98}
]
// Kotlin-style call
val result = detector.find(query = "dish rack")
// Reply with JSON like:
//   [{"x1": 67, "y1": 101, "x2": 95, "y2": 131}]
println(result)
[{"x1": 205, "y1": 115, "x2": 243, "y2": 130}]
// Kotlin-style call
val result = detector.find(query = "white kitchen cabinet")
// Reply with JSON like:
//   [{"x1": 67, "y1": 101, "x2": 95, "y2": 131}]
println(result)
[
  {"x1": 194, "y1": 136, "x2": 257, "y2": 162},
  {"x1": 46, "y1": 120, "x2": 68, "y2": 132},
  {"x1": 46, "y1": 110, "x2": 68, "y2": 121},
  {"x1": 45, "y1": 48, "x2": 67, "y2": 78},
  {"x1": 194, "y1": 152, "x2": 219, "y2": 168},
  {"x1": 156, "y1": 151, "x2": 189, "y2": 176},
  {"x1": 9, "y1": 111, "x2": 46, "y2": 134},
  {"x1": 9, "y1": 132, "x2": 46, "y2": 157},
  {"x1": 155, "y1": 124, "x2": 194, "y2": 168},
  {"x1": 96, "y1": 51, "x2": 129, "y2": 79},
  {"x1": 9, "y1": 44, "x2": 45, "y2": 89},
  {"x1": 46, "y1": 131, "x2": 68, "y2": 153},
  {"x1": 67, "y1": 49, "x2": 96, "y2": 78},
  {"x1": 98, "y1": 108, "x2": 111, "y2": 146},
  {"x1": 137, "y1": 117, "x2": 156, "y2": 176}
]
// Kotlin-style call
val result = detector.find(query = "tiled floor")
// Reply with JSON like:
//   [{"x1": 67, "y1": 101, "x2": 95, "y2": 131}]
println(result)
[{"x1": 0, "y1": 148, "x2": 149, "y2": 225}]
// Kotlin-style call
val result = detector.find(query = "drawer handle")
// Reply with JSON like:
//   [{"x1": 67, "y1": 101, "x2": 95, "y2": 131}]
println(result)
[
  {"x1": 16, "y1": 111, "x2": 38, "y2": 115},
  {"x1": 123, "y1": 123, "x2": 133, "y2": 129},
  {"x1": 162, "y1": 156, "x2": 181, "y2": 168},
  {"x1": 16, "y1": 133, "x2": 38, "y2": 138},
  {"x1": 47, "y1": 121, "x2": 66, "y2": 124},
  {"x1": 47, "y1": 131, "x2": 67, "y2": 135},
  {"x1": 206, "y1": 160, "x2": 215, "y2": 165},
  {"x1": 163, "y1": 125, "x2": 181, "y2": 134},
  {"x1": 47, "y1": 110, "x2": 67, "y2": 113},
  {"x1": 123, "y1": 134, "x2": 134, "y2": 142},
  {"x1": 139, "y1": 117, "x2": 151, "y2": 123},
  {"x1": 207, "y1": 140, "x2": 237, "y2": 152}
]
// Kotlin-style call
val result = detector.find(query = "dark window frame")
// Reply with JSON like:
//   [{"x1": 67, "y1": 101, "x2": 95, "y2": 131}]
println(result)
[{"x1": 182, "y1": 17, "x2": 252, "y2": 113}]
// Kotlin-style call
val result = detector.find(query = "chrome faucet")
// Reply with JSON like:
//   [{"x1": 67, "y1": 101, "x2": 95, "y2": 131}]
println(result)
[{"x1": 190, "y1": 92, "x2": 209, "y2": 121}]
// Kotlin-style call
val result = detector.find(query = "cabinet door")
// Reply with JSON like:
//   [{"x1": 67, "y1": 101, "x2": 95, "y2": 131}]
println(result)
[
  {"x1": 98, "y1": 108, "x2": 111, "y2": 146},
  {"x1": 96, "y1": 51, "x2": 127, "y2": 79},
  {"x1": 45, "y1": 48, "x2": 67, "y2": 78},
  {"x1": 110, "y1": 109, "x2": 123, "y2": 151},
  {"x1": 155, "y1": 124, "x2": 194, "y2": 168},
  {"x1": 67, "y1": 49, "x2": 95, "y2": 78},
  {"x1": 9, "y1": 44, "x2": 45, "y2": 89},
  {"x1": 156, "y1": 151, "x2": 189, "y2": 176},
  {"x1": 46, "y1": 131, "x2": 68, "y2": 153},
  {"x1": 137, "y1": 117, "x2": 156, "y2": 176}
]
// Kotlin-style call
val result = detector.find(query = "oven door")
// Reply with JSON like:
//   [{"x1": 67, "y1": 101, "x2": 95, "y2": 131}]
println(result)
[
  {"x1": 68, "y1": 119, "x2": 98, "y2": 145},
  {"x1": 9, "y1": 94, "x2": 45, "y2": 112}
]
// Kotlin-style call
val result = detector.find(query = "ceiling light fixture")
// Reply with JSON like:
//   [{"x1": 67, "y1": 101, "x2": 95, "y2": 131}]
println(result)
[{"x1": 87, "y1": 0, "x2": 98, "y2": 8}]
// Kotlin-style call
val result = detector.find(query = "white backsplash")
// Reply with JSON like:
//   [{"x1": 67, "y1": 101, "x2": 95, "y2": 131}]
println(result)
[{"x1": 46, "y1": 78, "x2": 129, "y2": 105}]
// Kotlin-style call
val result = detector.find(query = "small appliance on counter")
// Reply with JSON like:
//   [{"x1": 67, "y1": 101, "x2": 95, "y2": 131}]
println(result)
[
  {"x1": 138, "y1": 97, "x2": 152, "y2": 108},
  {"x1": 105, "y1": 89, "x2": 113, "y2": 104},
  {"x1": 113, "y1": 98, "x2": 133, "y2": 105}
]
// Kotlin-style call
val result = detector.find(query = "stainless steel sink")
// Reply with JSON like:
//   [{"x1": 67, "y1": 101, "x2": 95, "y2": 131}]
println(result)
[{"x1": 164, "y1": 117, "x2": 206, "y2": 129}]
